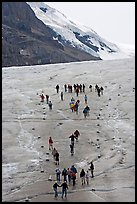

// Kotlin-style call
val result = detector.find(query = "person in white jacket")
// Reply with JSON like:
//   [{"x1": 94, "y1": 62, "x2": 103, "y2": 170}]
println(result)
[{"x1": 85, "y1": 170, "x2": 90, "y2": 185}]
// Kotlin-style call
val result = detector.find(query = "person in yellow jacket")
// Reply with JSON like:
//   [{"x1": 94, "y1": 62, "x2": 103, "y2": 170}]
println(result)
[{"x1": 69, "y1": 101, "x2": 75, "y2": 112}]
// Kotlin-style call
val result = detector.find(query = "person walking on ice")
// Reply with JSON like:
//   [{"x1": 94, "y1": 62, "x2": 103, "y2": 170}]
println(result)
[
  {"x1": 60, "y1": 181, "x2": 68, "y2": 199},
  {"x1": 70, "y1": 165, "x2": 77, "y2": 179},
  {"x1": 85, "y1": 170, "x2": 90, "y2": 184},
  {"x1": 74, "y1": 129, "x2": 80, "y2": 142},
  {"x1": 84, "y1": 94, "x2": 88, "y2": 104},
  {"x1": 48, "y1": 137, "x2": 53, "y2": 150},
  {"x1": 55, "y1": 168, "x2": 61, "y2": 182},
  {"x1": 67, "y1": 168, "x2": 72, "y2": 183},
  {"x1": 56, "y1": 84, "x2": 60, "y2": 93},
  {"x1": 62, "y1": 168, "x2": 68, "y2": 182},
  {"x1": 100, "y1": 86, "x2": 104, "y2": 95},
  {"x1": 64, "y1": 84, "x2": 67, "y2": 92},
  {"x1": 52, "y1": 147, "x2": 57, "y2": 159},
  {"x1": 69, "y1": 133, "x2": 77, "y2": 146},
  {"x1": 53, "y1": 181, "x2": 60, "y2": 198},
  {"x1": 60, "y1": 91, "x2": 64, "y2": 101},
  {"x1": 89, "y1": 161, "x2": 94, "y2": 178},
  {"x1": 69, "y1": 101, "x2": 75, "y2": 112},
  {"x1": 89, "y1": 84, "x2": 92, "y2": 92},
  {"x1": 80, "y1": 169, "x2": 86, "y2": 185},
  {"x1": 70, "y1": 143, "x2": 74, "y2": 155},
  {"x1": 40, "y1": 93, "x2": 45, "y2": 102},
  {"x1": 83, "y1": 106, "x2": 90, "y2": 118},
  {"x1": 46, "y1": 94, "x2": 49, "y2": 104},
  {"x1": 55, "y1": 151, "x2": 60, "y2": 165},
  {"x1": 71, "y1": 171, "x2": 76, "y2": 186},
  {"x1": 48, "y1": 101, "x2": 53, "y2": 110},
  {"x1": 74, "y1": 101, "x2": 79, "y2": 115}
]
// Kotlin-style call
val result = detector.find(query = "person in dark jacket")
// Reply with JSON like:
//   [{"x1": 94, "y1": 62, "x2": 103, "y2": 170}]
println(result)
[
  {"x1": 74, "y1": 101, "x2": 79, "y2": 114},
  {"x1": 62, "y1": 168, "x2": 68, "y2": 181},
  {"x1": 67, "y1": 168, "x2": 72, "y2": 183},
  {"x1": 48, "y1": 101, "x2": 53, "y2": 110},
  {"x1": 83, "y1": 84, "x2": 85, "y2": 92},
  {"x1": 76, "y1": 87, "x2": 79, "y2": 97},
  {"x1": 89, "y1": 84, "x2": 92, "y2": 92},
  {"x1": 60, "y1": 181, "x2": 68, "y2": 198},
  {"x1": 46, "y1": 95, "x2": 49, "y2": 104},
  {"x1": 97, "y1": 87, "x2": 101, "y2": 97},
  {"x1": 80, "y1": 169, "x2": 86, "y2": 185},
  {"x1": 56, "y1": 84, "x2": 59, "y2": 93},
  {"x1": 70, "y1": 143, "x2": 74, "y2": 155},
  {"x1": 53, "y1": 181, "x2": 60, "y2": 197},
  {"x1": 84, "y1": 94, "x2": 88, "y2": 104},
  {"x1": 64, "y1": 84, "x2": 67, "y2": 92},
  {"x1": 55, "y1": 168, "x2": 61, "y2": 182},
  {"x1": 52, "y1": 147, "x2": 57, "y2": 159},
  {"x1": 74, "y1": 130, "x2": 80, "y2": 142},
  {"x1": 55, "y1": 151, "x2": 59, "y2": 165},
  {"x1": 69, "y1": 134, "x2": 76, "y2": 146},
  {"x1": 89, "y1": 161, "x2": 94, "y2": 178},
  {"x1": 70, "y1": 165, "x2": 77, "y2": 179},
  {"x1": 83, "y1": 105, "x2": 90, "y2": 118},
  {"x1": 61, "y1": 91, "x2": 64, "y2": 101},
  {"x1": 71, "y1": 171, "x2": 76, "y2": 186},
  {"x1": 100, "y1": 86, "x2": 104, "y2": 95}
]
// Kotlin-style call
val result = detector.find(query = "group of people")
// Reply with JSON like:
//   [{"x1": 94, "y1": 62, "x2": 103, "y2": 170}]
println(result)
[
  {"x1": 69, "y1": 98, "x2": 80, "y2": 114},
  {"x1": 53, "y1": 164, "x2": 78, "y2": 198},
  {"x1": 64, "y1": 83, "x2": 86, "y2": 94},
  {"x1": 48, "y1": 133, "x2": 95, "y2": 199},
  {"x1": 79, "y1": 161, "x2": 94, "y2": 186},
  {"x1": 39, "y1": 93, "x2": 53, "y2": 110},
  {"x1": 38, "y1": 83, "x2": 100, "y2": 199},
  {"x1": 49, "y1": 129, "x2": 95, "y2": 199},
  {"x1": 48, "y1": 137, "x2": 60, "y2": 165},
  {"x1": 48, "y1": 130, "x2": 95, "y2": 199},
  {"x1": 53, "y1": 162, "x2": 94, "y2": 198},
  {"x1": 55, "y1": 165, "x2": 77, "y2": 184},
  {"x1": 80, "y1": 169, "x2": 90, "y2": 185},
  {"x1": 48, "y1": 129, "x2": 80, "y2": 163},
  {"x1": 53, "y1": 180, "x2": 68, "y2": 198},
  {"x1": 39, "y1": 83, "x2": 104, "y2": 120},
  {"x1": 95, "y1": 84, "x2": 104, "y2": 97},
  {"x1": 69, "y1": 96, "x2": 90, "y2": 118}
]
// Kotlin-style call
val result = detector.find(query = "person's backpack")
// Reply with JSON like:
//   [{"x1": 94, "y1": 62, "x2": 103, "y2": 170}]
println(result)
[
  {"x1": 62, "y1": 169, "x2": 67, "y2": 176},
  {"x1": 71, "y1": 172, "x2": 76, "y2": 178},
  {"x1": 83, "y1": 108, "x2": 87, "y2": 113}
]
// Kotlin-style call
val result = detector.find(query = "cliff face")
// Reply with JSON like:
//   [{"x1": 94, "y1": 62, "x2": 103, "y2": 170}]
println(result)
[{"x1": 2, "y1": 2, "x2": 100, "y2": 67}]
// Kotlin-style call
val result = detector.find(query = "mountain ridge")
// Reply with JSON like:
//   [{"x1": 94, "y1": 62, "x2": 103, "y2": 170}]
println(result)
[{"x1": 2, "y1": 2, "x2": 134, "y2": 67}]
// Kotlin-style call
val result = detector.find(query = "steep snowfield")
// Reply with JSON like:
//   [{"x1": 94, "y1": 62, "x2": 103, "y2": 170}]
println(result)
[{"x1": 26, "y1": 2, "x2": 134, "y2": 60}]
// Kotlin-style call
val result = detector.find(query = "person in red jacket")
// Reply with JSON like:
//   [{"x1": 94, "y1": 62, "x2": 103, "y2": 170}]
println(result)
[
  {"x1": 49, "y1": 137, "x2": 53, "y2": 150},
  {"x1": 40, "y1": 93, "x2": 45, "y2": 102}
]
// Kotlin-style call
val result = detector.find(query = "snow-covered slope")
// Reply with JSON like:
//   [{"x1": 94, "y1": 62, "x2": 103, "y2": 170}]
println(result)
[{"x1": 27, "y1": 2, "x2": 134, "y2": 60}]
